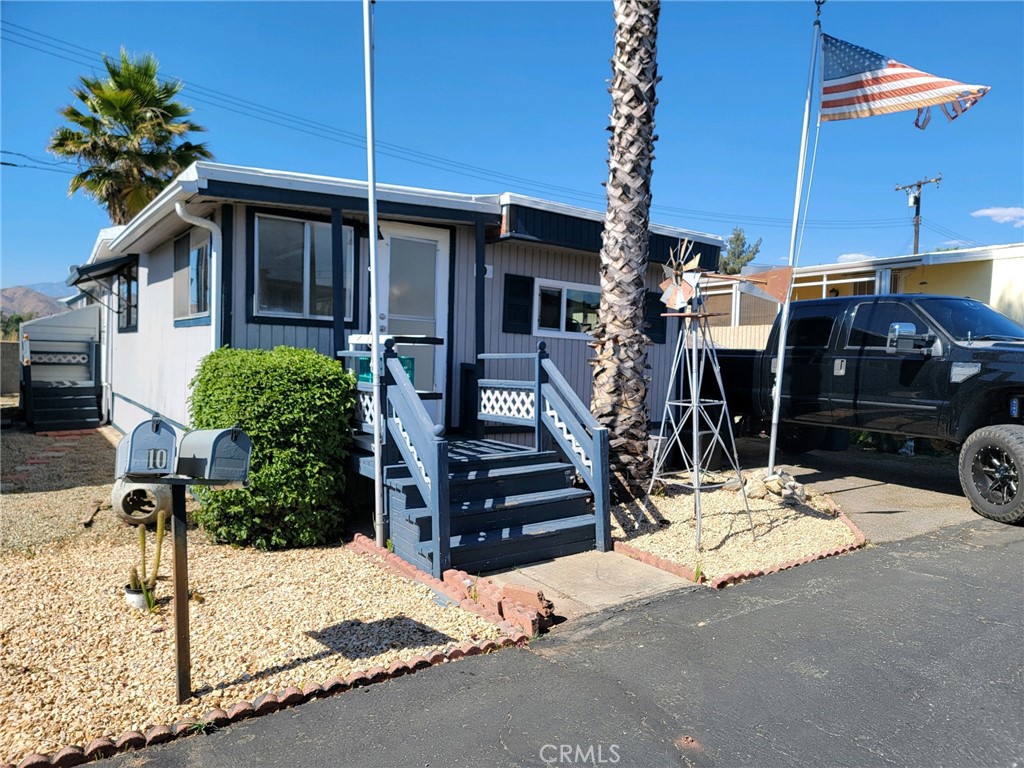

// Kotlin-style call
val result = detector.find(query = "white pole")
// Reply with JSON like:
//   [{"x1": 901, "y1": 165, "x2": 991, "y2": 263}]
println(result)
[
  {"x1": 363, "y1": 0, "x2": 385, "y2": 547},
  {"x1": 767, "y1": 17, "x2": 821, "y2": 476}
]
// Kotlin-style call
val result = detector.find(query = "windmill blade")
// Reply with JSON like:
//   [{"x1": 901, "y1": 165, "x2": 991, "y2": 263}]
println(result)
[{"x1": 737, "y1": 266, "x2": 794, "y2": 304}]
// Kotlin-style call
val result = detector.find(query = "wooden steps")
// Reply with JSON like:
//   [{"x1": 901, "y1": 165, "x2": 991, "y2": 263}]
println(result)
[
  {"x1": 28, "y1": 384, "x2": 101, "y2": 432},
  {"x1": 379, "y1": 442, "x2": 598, "y2": 576}
]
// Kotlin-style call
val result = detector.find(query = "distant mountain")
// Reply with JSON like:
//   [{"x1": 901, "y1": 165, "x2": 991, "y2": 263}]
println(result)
[
  {"x1": 24, "y1": 281, "x2": 74, "y2": 299},
  {"x1": 0, "y1": 287, "x2": 69, "y2": 320}
]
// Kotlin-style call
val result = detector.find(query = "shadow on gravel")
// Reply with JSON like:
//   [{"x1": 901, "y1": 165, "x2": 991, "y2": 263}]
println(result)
[{"x1": 192, "y1": 617, "x2": 456, "y2": 697}]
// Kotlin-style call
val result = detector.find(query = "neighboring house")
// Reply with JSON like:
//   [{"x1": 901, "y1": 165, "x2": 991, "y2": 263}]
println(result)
[
  {"x1": 705, "y1": 243, "x2": 1024, "y2": 349},
  {"x1": 67, "y1": 162, "x2": 723, "y2": 435}
]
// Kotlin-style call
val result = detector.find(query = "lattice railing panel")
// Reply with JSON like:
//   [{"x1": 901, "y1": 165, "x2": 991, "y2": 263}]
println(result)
[
  {"x1": 479, "y1": 386, "x2": 534, "y2": 420},
  {"x1": 357, "y1": 391, "x2": 375, "y2": 428}
]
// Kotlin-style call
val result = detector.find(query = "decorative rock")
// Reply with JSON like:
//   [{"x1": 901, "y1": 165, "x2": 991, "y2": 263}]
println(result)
[
  {"x1": 144, "y1": 724, "x2": 175, "y2": 746},
  {"x1": 114, "y1": 731, "x2": 146, "y2": 751},
  {"x1": 83, "y1": 738, "x2": 117, "y2": 760}
]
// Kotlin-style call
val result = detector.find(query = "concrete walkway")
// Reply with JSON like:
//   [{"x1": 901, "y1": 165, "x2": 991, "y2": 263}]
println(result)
[{"x1": 97, "y1": 517, "x2": 1023, "y2": 768}]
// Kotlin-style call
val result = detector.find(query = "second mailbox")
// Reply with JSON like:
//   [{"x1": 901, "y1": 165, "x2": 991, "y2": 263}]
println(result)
[{"x1": 175, "y1": 427, "x2": 253, "y2": 488}]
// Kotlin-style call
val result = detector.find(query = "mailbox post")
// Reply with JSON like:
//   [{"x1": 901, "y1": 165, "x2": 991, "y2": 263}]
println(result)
[{"x1": 115, "y1": 418, "x2": 252, "y2": 704}]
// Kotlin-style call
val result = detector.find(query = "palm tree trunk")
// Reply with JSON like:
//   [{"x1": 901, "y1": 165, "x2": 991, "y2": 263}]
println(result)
[{"x1": 592, "y1": 0, "x2": 660, "y2": 500}]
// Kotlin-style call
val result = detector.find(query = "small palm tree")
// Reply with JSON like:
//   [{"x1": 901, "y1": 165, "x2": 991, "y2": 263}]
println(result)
[
  {"x1": 48, "y1": 49, "x2": 213, "y2": 225},
  {"x1": 591, "y1": 0, "x2": 661, "y2": 500}
]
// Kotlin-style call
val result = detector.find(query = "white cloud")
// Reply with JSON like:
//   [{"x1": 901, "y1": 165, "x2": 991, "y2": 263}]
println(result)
[
  {"x1": 940, "y1": 239, "x2": 971, "y2": 248},
  {"x1": 837, "y1": 253, "x2": 871, "y2": 263},
  {"x1": 970, "y1": 206, "x2": 1024, "y2": 228}
]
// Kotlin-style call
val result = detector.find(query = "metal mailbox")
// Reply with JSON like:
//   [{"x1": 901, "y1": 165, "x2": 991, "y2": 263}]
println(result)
[
  {"x1": 115, "y1": 416, "x2": 178, "y2": 478},
  {"x1": 175, "y1": 427, "x2": 252, "y2": 488}
]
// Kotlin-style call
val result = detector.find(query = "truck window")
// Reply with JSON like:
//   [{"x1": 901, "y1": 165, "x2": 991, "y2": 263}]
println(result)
[
  {"x1": 786, "y1": 311, "x2": 836, "y2": 349},
  {"x1": 847, "y1": 302, "x2": 929, "y2": 349}
]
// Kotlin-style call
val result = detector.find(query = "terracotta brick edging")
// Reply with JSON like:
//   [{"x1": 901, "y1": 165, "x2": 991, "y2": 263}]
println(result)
[
  {"x1": 347, "y1": 533, "x2": 549, "y2": 638},
  {"x1": 6, "y1": 535, "x2": 534, "y2": 768},
  {"x1": 613, "y1": 495, "x2": 868, "y2": 591}
]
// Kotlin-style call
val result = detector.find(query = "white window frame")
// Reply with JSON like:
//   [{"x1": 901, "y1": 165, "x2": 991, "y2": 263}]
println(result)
[
  {"x1": 532, "y1": 277, "x2": 600, "y2": 340},
  {"x1": 173, "y1": 231, "x2": 211, "y2": 320},
  {"x1": 254, "y1": 213, "x2": 354, "y2": 322}
]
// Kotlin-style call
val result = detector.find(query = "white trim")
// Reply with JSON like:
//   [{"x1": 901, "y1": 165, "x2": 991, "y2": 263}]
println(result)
[
  {"x1": 532, "y1": 277, "x2": 600, "y2": 340},
  {"x1": 379, "y1": 222, "x2": 450, "y2": 423}
]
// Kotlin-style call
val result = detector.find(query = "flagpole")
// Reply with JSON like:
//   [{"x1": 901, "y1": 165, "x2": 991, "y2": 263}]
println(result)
[
  {"x1": 767, "y1": 6, "x2": 822, "y2": 476},
  {"x1": 363, "y1": 0, "x2": 385, "y2": 547}
]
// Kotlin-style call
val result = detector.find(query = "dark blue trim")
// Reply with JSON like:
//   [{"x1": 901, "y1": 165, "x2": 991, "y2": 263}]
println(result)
[
  {"x1": 174, "y1": 315, "x2": 211, "y2": 328},
  {"x1": 497, "y1": 204, "x2": 721, "y2": 268},
  {"x1": 332, "y1": 208, "x2": 346, "y2": 354},
  {"x1": 204, "y1": 180, "x2": 500, "y2": 225},
  {"x1": 112, "y1": 391, "x2": 186, "y2": 430},
  {"x1": 220, "y1": 204, "x2": 234, "y2": 348},
  {"x1": 245, "y1": 206, "x2": 256, "y2": 325},
  {"x1": 443, "y1": 225, "x2": 457, "y2": 430},
  {"x1": 473, "y1": 221, "x2": 486, "y2": 434}
]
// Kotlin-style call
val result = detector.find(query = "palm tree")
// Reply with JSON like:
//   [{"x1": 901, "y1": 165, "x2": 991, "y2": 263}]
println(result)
[
  {"x1": 48, "y1": 49, "x2": 213, "y2": 225},
  {"x1": 591, "y1": 0, "x2": 661, "y2": 500}
]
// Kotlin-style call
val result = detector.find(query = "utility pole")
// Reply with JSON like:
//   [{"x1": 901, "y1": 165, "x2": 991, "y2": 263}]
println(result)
[{"x1": 895, "y1": 174, "x2": 941, "y2": 255}]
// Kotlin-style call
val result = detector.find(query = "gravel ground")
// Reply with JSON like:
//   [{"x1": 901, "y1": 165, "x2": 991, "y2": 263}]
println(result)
[
  {"x1": 0, "y1": 427, "x2": 501, "y2": 765},
  {"x1": 612, "y1": 473, "x2": 860, "y2": 580}
]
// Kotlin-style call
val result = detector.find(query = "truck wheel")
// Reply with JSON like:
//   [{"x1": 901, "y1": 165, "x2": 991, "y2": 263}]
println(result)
[
  {"x1": 958, "y1": 425, "x2": 1024, "y2": 524},
  {"x1": 778, "y1": 425, "x2": 827, "y2": 454}
]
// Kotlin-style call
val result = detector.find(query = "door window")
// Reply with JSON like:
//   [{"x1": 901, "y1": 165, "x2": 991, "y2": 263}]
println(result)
[{"x1": 846, "y1": 302, "x2": 929, "y2": 349}]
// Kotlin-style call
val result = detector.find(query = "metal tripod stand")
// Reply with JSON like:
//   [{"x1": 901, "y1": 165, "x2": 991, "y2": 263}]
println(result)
[{"x1": 648, "y1": 293, "x2": 753, "y2": 549}]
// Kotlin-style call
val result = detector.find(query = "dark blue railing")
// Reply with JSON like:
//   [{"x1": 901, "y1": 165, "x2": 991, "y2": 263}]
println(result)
[{"x1": 477, "y1": 342, "x2": 610, "y2": 551}]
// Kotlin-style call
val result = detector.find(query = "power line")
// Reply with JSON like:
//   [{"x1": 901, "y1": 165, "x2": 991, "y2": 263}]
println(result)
[
  {"x1": 0, "y1": 19, "x2": 970, "y2": 239},
  {"x1": 0, "y1": 160, "x2": 74, "y2": 175}
]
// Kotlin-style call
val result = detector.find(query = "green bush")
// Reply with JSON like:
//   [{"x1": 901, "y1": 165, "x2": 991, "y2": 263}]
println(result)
[{"x1": 187, "y1": 346, "x2": 357, "y2": 549}]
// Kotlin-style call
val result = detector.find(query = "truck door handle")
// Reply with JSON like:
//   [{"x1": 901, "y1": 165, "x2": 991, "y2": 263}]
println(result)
[{"x1": 834, "y1": 359, "x2": 847, "y2": 376}]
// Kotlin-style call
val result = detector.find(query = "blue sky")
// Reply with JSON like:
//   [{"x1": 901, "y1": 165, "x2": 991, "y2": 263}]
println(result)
[{"x1": 1, "y1": 1, "x2": 1022, "y2": 289}]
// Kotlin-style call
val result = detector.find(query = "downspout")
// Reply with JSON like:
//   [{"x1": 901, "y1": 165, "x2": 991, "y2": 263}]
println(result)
[{"x1": 174, "y1": 203, "x2": 223, "y2": 352}]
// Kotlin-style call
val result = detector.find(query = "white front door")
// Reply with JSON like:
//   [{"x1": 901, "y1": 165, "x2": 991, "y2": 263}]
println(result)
[{"x1": 379, "y1": 223, "x2": 449, "y2": 423}]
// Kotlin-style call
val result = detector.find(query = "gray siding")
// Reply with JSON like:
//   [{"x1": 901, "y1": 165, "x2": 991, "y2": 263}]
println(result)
[{"x1": 474, "y1": 240, "x2": 680, "y2": 428}]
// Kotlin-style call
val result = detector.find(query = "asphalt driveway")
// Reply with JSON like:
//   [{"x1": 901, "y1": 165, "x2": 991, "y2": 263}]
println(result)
[{"x1": 97, "y1": 516, "x2": 1024, "y2": 768}]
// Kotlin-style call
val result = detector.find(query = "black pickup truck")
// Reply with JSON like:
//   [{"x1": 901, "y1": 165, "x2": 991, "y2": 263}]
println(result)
[{"x1": 716, "y1": 294, "x2": 1024, "y2": 524}]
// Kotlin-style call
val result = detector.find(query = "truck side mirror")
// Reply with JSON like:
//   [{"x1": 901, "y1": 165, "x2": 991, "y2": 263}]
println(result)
[
  {"x1": 175, "y1": 427, "x2": 252, "y2": 489},
  {"x1": 887, "y1": 323, "x2": 937, "y2": 357},
  {"x1": 115, "y1": 415, "x2": 177, "y2": 478}
]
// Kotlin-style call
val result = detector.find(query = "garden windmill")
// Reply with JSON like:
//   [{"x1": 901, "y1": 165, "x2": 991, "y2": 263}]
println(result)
[{"x1": 650, "y1": 239, "x2": 792, "y2": 549}]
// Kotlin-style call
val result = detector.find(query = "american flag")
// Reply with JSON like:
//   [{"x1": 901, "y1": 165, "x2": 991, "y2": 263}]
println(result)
[{"x1": 821, "y1": 34, "x2": 989, "y2": 129}]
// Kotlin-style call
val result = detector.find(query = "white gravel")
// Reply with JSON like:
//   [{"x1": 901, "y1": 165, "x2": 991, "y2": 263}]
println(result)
[
  {"x1": 612, "y1": 476, "x2": 861, "y2": 580},
  {"x1": 0, "y1": 427, "x2": 502, "y2": 765}
]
